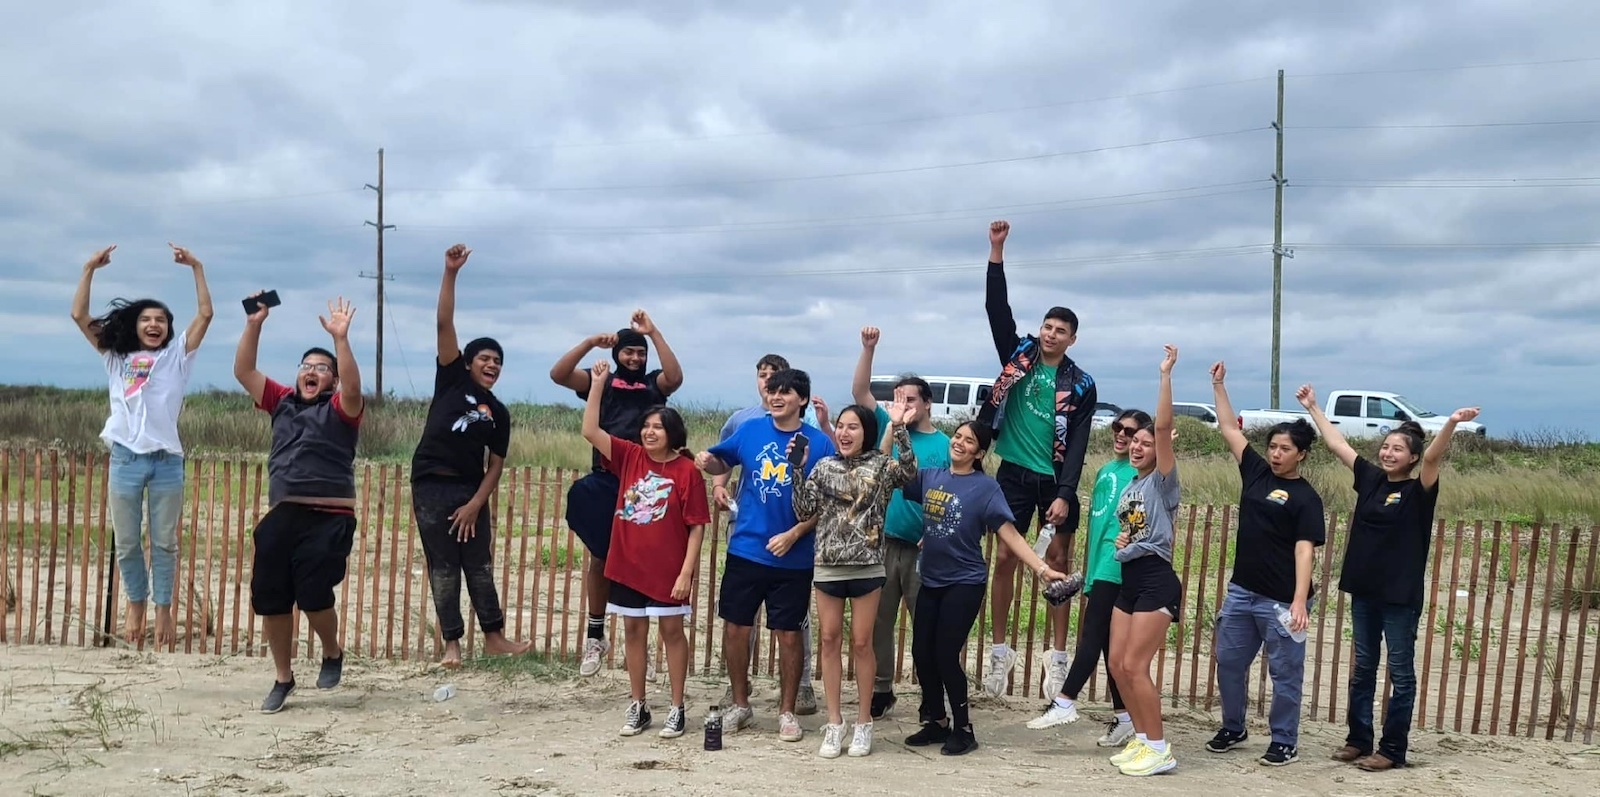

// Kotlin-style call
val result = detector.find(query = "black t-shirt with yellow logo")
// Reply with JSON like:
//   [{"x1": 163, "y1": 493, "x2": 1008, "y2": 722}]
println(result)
[
  {"x1": 1232, "y1": 447, "x2": 1327, "y2": 604},
  {"x1": 1338, "y1": 457, "x2": 1439, "y2": 608}
]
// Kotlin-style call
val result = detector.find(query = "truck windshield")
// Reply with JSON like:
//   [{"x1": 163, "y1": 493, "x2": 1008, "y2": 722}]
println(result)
[{"x1": 1391, "y1": 395, "x2": 1437, "y2": 418}]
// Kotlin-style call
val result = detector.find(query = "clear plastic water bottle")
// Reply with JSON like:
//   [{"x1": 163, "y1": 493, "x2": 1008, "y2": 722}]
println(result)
[
  {"x1": 703, "y1": 706, "x2": 723, "y2": 751},
  {"x1": 1044, "y1": 572, "x2": 1085, "y2": 606},
  {"x1": 1033, "y1": 523, "x2": 1056, "y2": 558},
  {"x1": 433, "y1": 684, "x2": 457, "y2": 702},
  {"x1": 1274, "y1": 604, "x2": 1308, "y2": 643}
]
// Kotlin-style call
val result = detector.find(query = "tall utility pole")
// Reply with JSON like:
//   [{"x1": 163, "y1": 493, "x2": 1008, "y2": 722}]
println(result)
[
  {"x1": 1269, "y1": 70, "x2": 1293, "y2": 409},
  {"x1": 363, "y1": 148, "x2": 396, "y2": 400}
]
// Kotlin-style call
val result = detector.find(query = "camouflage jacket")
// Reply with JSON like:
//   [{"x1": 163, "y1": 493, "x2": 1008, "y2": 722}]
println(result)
[{"x1": 794, "y1": 425, "x2": 917, "y2": 568}]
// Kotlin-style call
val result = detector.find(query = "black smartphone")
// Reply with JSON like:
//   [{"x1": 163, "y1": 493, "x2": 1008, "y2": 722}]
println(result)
[
  {"x1": 243, "y1": 290, "x2": 281, "y2": 314},
  {"x1": 787, "y1": 433, "x2": 809, "y2": 472}
]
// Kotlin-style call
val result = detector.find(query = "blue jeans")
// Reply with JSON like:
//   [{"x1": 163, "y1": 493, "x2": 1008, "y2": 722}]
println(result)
[
  {"x1": 107, "y1": 444, "x2": 185, "y2": 606},
  {"x1": 1215, "y1": 582, "x2": 1311, "y2": 748},
  {"x1": 1346, "y1": 598, "x2": 1421, "y2": 764}
]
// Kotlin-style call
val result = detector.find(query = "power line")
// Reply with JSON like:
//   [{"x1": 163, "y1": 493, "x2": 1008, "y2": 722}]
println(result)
[
  {"x1": 1289, "y1": 242, "x2": 1600, "y2": 251},
  {"x1": 1291, "y1": 119, "x2": 1600, "y2": 130},
  {"x1": 1295, "y1": 176, "x2": 1600, "y2": 183},
  {"x1": 1289, "y1": 56, "x2": 1600, "y2": 79}
]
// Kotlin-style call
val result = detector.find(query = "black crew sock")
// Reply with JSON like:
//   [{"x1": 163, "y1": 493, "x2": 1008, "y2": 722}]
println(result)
[{"x1": 586, "y1": 614, "x2": 605, "y2": 641}]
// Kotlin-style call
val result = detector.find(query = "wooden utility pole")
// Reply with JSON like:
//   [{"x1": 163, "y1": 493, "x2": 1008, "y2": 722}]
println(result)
[
  {"x1": 1269, "y1": 70, "x2": 1292, "y2": 409},
  {"x1": 363, "y1": 148, "x2": 396, "y2": 400}
]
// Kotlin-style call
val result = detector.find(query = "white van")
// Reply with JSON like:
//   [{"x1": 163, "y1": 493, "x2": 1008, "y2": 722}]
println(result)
[{"x1": 868, "y1": 374, "x2": 992, "y2": 421}]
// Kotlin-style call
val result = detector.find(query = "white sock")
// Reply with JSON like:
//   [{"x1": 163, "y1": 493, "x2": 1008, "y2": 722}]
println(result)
[
  {"x1": 1050, "y1": 648, "x2": 1069, "y2": 664},
  {"x1": 1136, "y1": 733, "x2": 1149, "y2": 744},
  {"x1": 991, "y1": 643, "x2": 1010, "y2": 656},
  {"x1": 1052, "y1": 696, "x2": 1074, "y2": 711},
  {"x1": 1147, "y1": 738, "x2": 1168, "y2": 753},
  {"x1": 1116, "y1": 711, "x2": 1132, "y2": 724}
]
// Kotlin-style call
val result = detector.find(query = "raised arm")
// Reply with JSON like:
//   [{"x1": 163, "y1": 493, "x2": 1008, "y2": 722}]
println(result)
[
  {"x1": 1208, "y1": 361, "x2": 1250, "y2": 462},
  {"x1": 69, "y1": 246, "x2": 116, "y2": 351},
  {"x1": 549, "y1": 333, "x2": 613, "y2": 394},
  {"x1": 233, "y1": 294, "x2": 271, "y2": 405},
  {"x1": 320, "y1": 297, "x2": 364, "y2": 417},
  {"x1": 1420, "y1": 407, "x2": 1479, "y2": 490},
  {"x1": 631, "y1": 310, "x2": 683, "y2": 396},
  {"x1": 852, "y1": 326, "x2": 880, "y2": 407},
  {"x1": 1297, "y1": 384, "x2": 1358, "y2": 470},
  {"x1": 168, "y1": 244, "x2": 214, "y2": 353},
  {"x1": 1155, "y1": 346, "x2": 1177, "y2": 476},
  {"x1": 885, "y1": 406, "x2": 919, "y2": 486},
  {"x1": 580, "y1": 359, "x2": 613, "y2": 461},
  {"x1": 436, "y1": 244, "x2": 471, "y2": 366},
  {"x1": 984, "y1": 220, "x2": 1022, "y2": 363}
]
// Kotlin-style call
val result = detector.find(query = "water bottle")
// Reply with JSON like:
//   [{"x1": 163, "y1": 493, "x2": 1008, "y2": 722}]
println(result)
[
  {"x1": 1274, "y1": 604, "x2": 1308, "y2": 644},
  {"x1": 1033, "y1": 523, "x2": 1056, "y2": 558},
  {"x1": 703, "y1": 706, "x2": 724, "y2": 751},
  {"x1": 1044, "y1": 572, "x2": 1085, "y2": 607},
  {"x1": 433, "y1": 684, "x2": 457, "y2": 702}
]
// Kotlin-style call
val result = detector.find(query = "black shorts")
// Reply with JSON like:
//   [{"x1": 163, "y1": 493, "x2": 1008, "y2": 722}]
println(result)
[
  {"x1": 250, "y1": 502, "x2": 358, "y2": 616},
  {"x1": 996, "y1": 460, "x2": 1080, "y2": 534},
  {"x1": 1115, "y1": 555, "x2": 1184, "y2": 623},
  {"x1": 565, "y1": 469, "x2": 619, "y2": 560},
  {"x1": 718, "y1": 554, "x2": 812, "y2": 631},
  {"x1": 607, "y1": 581, "x2": 691, "y2": 618},
  {"x1": 815, "y1": 577, "x2": 886, "y2": 600}
]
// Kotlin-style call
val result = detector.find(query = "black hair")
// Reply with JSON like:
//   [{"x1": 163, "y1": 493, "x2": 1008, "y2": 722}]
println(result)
[
  {"x1": 1268, "y1": 418, "x2": 1317, "y2": 451},
  {"x1": 954, "y1": 420, "x2": 993, "y2": 473},
  {"x1": 835, "y1": 404, "x2": 880, "y2": 457},
  {"x1": 1114, "y1": 408, "x2": 1153, "y2": 429},
  {"x1": 1387, "y1": 421, "x2": 1426, "y2": 460},
  {"x1": 301, "y1": 347, "x2": 339, "y2": 377},
  {"x1": 893, "y1": 375, "x2": 933, "y2": 403},
  {"x1": 464, "y1": 337, "x2": 504, "y2": 364},
  {"x1": 91, "y1": 298, "x2": 175, "y2": 355},
  {"x1": 764, "y1": 368, "x2": 811, "y2": 404},
  {"x1": 641, "y1": 406, "x2": 690, "y2": 455},
  {"x1": 756, "y1": 353, "x2": 790, "y2": 372},
  {"x1": 1044, "y1": 306, "x2": 1079, "y2": 335}
]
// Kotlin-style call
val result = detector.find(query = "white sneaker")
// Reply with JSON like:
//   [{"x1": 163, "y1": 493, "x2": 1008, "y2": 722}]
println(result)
[
  {"x1": 818, "y1": 723, "x2": 845, "y2": 758},
  {"x1": 1097, "y1": 717, "x2": 1136, "y2": 748},
  {"x1": 579, "y1": 637, "x2": 609, "y2": 677},
  {"x1": 722, "y1": 705, "x2": 755, "y2": 733},
  {"x1": 982, "y1": 646, "x2": 1019, "y2": 697},
  {"x1": 779, "y1": 711, "x2": 804, "y2": 742},
  {"x1": 1042, "y1": 656, "x2": 1069, "y2": 701},
  {"x1": 848, "y1": 722, "x2": 874, "y2": 757},
  {"x1": 1026, "y1": 701, "x2": 1081, "y2": 730}
]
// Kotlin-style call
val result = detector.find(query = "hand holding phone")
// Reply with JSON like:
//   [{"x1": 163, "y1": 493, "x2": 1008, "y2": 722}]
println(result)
[
  {"x1": 243, "y1": 290, "x2": 281, "y2": 315},
  {"x1": 786, "y1": 433, "x2": 810, "y2": 473}
]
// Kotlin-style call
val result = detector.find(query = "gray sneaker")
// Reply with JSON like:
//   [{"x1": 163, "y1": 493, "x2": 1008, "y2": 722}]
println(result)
[
  {"x1": 721, "y1": 704, "x2": 755, "y2": 733},
  {"x1": 795, "y1": 684, "x2": 818, "y2": 716}
]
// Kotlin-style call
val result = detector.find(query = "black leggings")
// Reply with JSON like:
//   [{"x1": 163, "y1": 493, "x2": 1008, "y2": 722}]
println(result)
[
  {"x1": 413, "y1": 479, "x2": 505, "y2": 642},
  {"x1": 913, "y1": 581, "x2": 986, "y2": 729},
  {"x1": 1061, "y1": 579, "x2": 1124, "y2": 709}
]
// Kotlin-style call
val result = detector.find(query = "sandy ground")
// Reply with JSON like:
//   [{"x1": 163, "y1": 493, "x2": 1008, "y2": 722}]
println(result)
[{"x1": 1, "y1": 645, "x2": 1597, "y2": 797}]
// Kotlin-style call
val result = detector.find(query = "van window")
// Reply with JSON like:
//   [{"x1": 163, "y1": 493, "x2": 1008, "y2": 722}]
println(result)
[
  {"x1": 1332, "y1": 395, "x2": 1361, "y2": 417},
  {"x1": 977, "y1": 385, "x2": 992, "y2": 404},
  {"x1": 947, "y1": 383, "x2": 971, "y2": 405},
  {"x1": 925, "y1": 382, "x2": 948, "y2": 404},
  {"x1": 869, "y1": 381, "x2": 895, "y2": 402}
]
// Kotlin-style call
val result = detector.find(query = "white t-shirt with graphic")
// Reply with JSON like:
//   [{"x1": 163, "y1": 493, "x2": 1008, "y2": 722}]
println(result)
[{"x1": 99, "y1": 332, "x2": 196, "y2": 456}]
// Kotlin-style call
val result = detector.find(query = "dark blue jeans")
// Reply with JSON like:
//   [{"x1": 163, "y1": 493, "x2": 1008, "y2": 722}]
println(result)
[{"x1": 1346, "y1": 597, "x2": 1422, "y2": 764}]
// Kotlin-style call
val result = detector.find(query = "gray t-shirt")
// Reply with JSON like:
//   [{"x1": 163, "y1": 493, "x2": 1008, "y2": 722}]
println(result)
[{"x1": 1113, "y1": 465, "x2": 1181, "y2": 564}]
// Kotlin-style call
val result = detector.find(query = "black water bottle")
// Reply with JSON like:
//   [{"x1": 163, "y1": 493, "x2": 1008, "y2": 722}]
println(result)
[{"x1": 704, "y1": 706, "x2": 723, "y2": 751}]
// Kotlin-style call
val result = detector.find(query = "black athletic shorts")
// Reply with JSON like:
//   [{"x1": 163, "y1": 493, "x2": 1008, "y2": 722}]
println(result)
[
  {"x1": 815, "y1": 577, "x2": 886, "y2": 600},
  {"x1": 717, "y1": 554, "x2": 812, "y2": 631},
  {"x1": 996, "y1": 460, "x2": 1080, "y2": 535},
  {"x1": 250, "y1": 502, "x2": 358, "y2": 616},
  {"x1": 565, "y1": 469, "x2": 619, "y2": 560},
  {"x1": 1115, "y1": 555, "x2": 1184, "y2": 624}
]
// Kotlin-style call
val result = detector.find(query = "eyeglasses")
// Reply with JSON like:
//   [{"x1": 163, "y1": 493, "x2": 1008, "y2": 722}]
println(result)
[
  {"x1": 1113, "y1": 424, "x2": 1140, "y2": 437},
  {"x1": 298, "y1": 363, "x2": 334, "y2": 374}
]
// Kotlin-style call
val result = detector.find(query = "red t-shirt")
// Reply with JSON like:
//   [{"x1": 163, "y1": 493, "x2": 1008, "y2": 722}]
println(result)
[{"x1": 603, "y1": 437, "x2": 710, "y2": 605}]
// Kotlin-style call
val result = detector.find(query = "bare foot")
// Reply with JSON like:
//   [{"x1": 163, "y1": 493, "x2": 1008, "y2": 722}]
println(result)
[
  {"x1": 154, "y1": 606, "x2": 176, "y2": 649},
  {"x1": 441, "y1": 640, "x2": 463, "y2": 670},
  {"x1": 482, "y1": 632, "x2": 532, "y2": 657},
  {"x1": 125, "y1": 601, "x2": 148, "y2": 648}
]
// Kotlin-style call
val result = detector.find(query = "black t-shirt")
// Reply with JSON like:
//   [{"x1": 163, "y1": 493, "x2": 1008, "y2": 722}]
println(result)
[
  {"x1": 1231, "y1": 447, "x2": 1327, "y2": 603},
  {"x1": 411, "y1": 356, "x2": 512, "y2": 484},
  {"x1": 577, "y1": 369, "x2": 666, "y2": 471},
  {"x1": 1338, "y1": 457, "x2": 1439, "y2": 607}
]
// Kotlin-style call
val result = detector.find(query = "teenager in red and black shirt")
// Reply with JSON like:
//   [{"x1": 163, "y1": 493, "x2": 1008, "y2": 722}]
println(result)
[
  {"x1": 234, "y1": 293, "x2": 364, "y2": 715},
  {"x1": 581, "y1": 358, "x2": 707, "y2": 740}
]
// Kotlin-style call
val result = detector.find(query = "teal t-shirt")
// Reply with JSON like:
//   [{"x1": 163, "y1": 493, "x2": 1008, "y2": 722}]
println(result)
[
  {"x1": 1085, "y1": 458, "x2": 1137, "y2": 589},
  {"x1": 874, "y1": 405, "x2": 951, "y2": 543},
  {"x1": 994, "y1": 362, "x2": 1056, "y2": 477}
]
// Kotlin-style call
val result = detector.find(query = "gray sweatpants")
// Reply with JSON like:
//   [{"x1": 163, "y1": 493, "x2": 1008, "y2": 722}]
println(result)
[{"x1": 873, "y1": 538, "x2": 921, "y2": 693}]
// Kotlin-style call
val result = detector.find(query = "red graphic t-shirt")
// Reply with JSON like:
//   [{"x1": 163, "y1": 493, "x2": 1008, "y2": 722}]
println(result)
[{"x1": 603, "y1": 437, "x2": 710, "y2": 605}]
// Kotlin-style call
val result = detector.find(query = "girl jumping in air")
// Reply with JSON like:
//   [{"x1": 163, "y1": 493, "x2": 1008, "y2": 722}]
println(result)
[
  {"x1": 1298, "y1": 384, "x2": 1478, "y2": 772},
  {"x1": 69, "y1": 243, "x2": 214, "y2": 648},
  {"x1": 581, "y1": 359, "x2": 708, "y2": 740}
]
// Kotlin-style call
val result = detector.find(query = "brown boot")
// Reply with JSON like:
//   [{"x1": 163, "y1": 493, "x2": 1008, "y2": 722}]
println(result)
[
  {"x1": 1331, "y1": 745, "x2": 1366, "y2": 762},
  {"x1": 1356, "y1": 753, "x2": 1398, "y2": 771}
]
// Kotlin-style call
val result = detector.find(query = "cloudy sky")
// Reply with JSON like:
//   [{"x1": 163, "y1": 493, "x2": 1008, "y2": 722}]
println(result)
[{"x1": 4, "y1": 1, "x2": 1597, "y2": 437}]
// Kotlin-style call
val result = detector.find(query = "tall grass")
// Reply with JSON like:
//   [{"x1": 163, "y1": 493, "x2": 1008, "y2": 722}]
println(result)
[{"x1": 2, "y1": 385, "x2": 1596, "y2": 522}]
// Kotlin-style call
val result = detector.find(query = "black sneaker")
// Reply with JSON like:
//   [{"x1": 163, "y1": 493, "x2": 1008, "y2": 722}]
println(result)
[
  {"x1": 940, "y1": 725, "x2": 979, "y2": 756},
  {"x1": 1205, "y1": 727, "x2": 1249, "y2": 753},
  {"x1": 870, "y1": 691, "x2": 897, "y2": 720},
  {"x1": 659, "y1": 705, "x2": 687, "y2": 739},
  {"x1": 620, "y1": 700, "x2": 652, "y2": 737},
  {"x1": 261, "y1": 679, "x2": 296, "y2": 714},
  {"x1": 317, "y1": 654, "x2": 344, "y2": 689},
  {"x1": 904, "y1": 720, "x2": 951, "y2": 747},
  {"x1": 1260, "y1": 742, "x2": 1299, "y2": 766}
]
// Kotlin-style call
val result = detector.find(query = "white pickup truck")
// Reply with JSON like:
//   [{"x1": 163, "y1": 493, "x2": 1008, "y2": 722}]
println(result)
[{"x1": 1237, "y1": 390, "x2": 1486, "y2": 437}]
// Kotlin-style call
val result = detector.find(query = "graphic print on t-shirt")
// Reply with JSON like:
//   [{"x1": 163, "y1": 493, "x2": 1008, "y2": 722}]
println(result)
[
  {"x1": 1266, "y1": 489, "x2": 1289, "y2": 505},
  {"x1": 618, "y1": 472, "x2": 675, "y2": 525},
  {"x1": 921, "y1": 486, "x2": 963, "y2": 540},
  {"x1": 1118, "y1": 490, "x2": 1149, "y2": 544},
  {"x1": 122, "y1": 354, "x2": 155, "y2": 398},
  {"x1": 747, "y1": 442, "x2": 792, "y2": 504},
  {"x1": 450, "y1": 393, "x2": 494, "y2": 433},
  {"x1": 1385, "y1": 491, "x2": 1402, "y2": 506}
]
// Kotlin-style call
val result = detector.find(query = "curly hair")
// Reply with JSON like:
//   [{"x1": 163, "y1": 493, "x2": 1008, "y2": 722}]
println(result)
[{"x1": 92, "y1": 299, "x2": 175, "y2": 355}]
